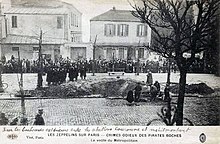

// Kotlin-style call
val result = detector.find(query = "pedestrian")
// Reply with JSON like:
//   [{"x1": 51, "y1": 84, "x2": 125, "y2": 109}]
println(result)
[
  {"x1": 73, "y1": 65, "x2": 79, "y2": 81},
  {"x1": 164, "y1": 84, "x2": 171, "y2": 101},
  {"x1": 46, "y1": 66, "x2": 52, "y2": 85},
  {"x1": 0, "y1": 113, "x2": 9, "y2": 125},
  {"x1": 80, "y1": 65, "x2": 87, "y2": 79},
  {"x1": 33, "y1": 109, "x2": 45, "y2": 125},
  {"x1": 126, "y1": 90, "x2": 134, "y2": 104},
  {"x1": 134, "y1": 82, "x2": 142, "y2": 102},
  {"x1": 37, "y1": 73, "x2": 43, "y2": 88},
  {"x1": 154, "y1": 81, "x2": 160, "y2": 93},
  {"x1": 150, "y1": 84, "x2": 158, "y2": 101},
  {"x1": 68, "y1": 65, "x2": 74, "y2": 81},
  {"x1": 146, "y1": 70, "x2": 153, "y2": 86}
]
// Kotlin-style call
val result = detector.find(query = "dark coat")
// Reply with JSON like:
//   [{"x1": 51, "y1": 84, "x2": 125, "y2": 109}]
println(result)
[
  {"x1": 33, "y1": 114, "x2": 45, "y2": 125},
  {"x1": 126, "y1": 90, "x2": 134, "y2": 103}
]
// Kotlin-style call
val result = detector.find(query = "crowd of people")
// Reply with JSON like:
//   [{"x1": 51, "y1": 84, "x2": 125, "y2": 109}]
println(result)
[{"x1": 1, "y1": 55, "x2": 179, "y2": 74}]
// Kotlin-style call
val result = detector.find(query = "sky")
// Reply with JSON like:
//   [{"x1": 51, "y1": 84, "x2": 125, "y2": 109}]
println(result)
[{"x1": 61, "y1": 0, "x2": 133, "y2": 42}]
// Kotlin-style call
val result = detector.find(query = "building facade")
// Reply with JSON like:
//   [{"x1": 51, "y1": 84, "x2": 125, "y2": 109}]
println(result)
[
  {"x1": 90, "y1": 7, "x2": 151, "y2": 62},
  {"x1": 0, "y1": 0, "x2": 91, "y2": 62}
]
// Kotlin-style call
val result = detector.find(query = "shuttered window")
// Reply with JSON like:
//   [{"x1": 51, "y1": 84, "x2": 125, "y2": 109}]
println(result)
[
  {"x1": 57, "y1": 16, "x2": 63, "y2": 29},
  {"x1": 12, "y1": 47, "x2": 19, "y2": 51},
  {"x1": 138, "y1": 48, "x2": 144, "y2": 58},
  {"x1": 119, "y1": 48, "x2": 124, "y2": 59},
  {"x1": 137, "y1": 24, "x2": 148, "y2": 36},
  {"x1": 104, "y1": 24, "x2": 116, "y2": 36},
  {"x1": 117, "y1": 24, "x2": 129, "y2": 37},
  {"x1": 12, "y1": 16, "x2": 17, "y2": 28}
]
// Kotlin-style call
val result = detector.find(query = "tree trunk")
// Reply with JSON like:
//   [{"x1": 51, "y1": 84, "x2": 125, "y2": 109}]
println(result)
[
  {"x1": 166, "y1": 58, "x2": 171, "y2": 85},
  {"x1": 176, "y1": 69, "x2": 187, "y2": 125}
]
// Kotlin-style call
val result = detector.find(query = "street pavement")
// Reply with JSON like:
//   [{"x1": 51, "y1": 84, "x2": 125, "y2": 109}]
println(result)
[
  {"x1": 0, "y1": 73, "x2": 219, "y2": 126},
  {"x1": 0, "y1": 98, "x2": 164, "y2": 126}
]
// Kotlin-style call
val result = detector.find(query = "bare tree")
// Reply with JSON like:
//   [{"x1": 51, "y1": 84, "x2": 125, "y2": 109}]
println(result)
[{"x1": 130, "y1": 0, "x2": 220, "y2": 125}]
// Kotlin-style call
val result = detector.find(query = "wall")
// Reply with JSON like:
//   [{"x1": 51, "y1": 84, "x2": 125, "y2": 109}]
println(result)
[
  {"x1": 90, "y1": 21, "x2": 151, "y2": 45},
  {"x1": 5, "y1": 14, "x2": 66, "y2": 40}
]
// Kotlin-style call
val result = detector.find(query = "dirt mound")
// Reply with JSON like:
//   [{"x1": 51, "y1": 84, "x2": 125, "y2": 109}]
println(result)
[
  {"x1": 170, "y1": 83, "x2": 214, "y2": 95},
  {"x1": 30, "y1": 79, "x2": 214, "y2": 98},
  {"x1": 31, "y1": 78, "x2": 140, "y2": 98}
]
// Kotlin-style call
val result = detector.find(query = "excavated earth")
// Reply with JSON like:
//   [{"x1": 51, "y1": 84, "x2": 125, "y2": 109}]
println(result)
[{"x1": 28, "y1": 78, "x2": 215, "y2": 98}]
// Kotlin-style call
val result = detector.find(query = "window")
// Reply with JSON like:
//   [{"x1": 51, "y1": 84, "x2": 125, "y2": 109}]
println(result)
[
  {"x1": 12, "y1": 16, "x2": 17, "y2": 28},
  {"x1": 138, "y1": 48, "x2": 144, "y2": 58},
  {"x1": 137, "y1": 25, "x2": 148, "y2": 36},
  {"x1": 12, "y1": 47, "x2": 19, "y2": 51},
  {"x1": 71, "y1": 13, "x2": 74, "y2": 26},
  {"x1": 57, "y1": 16, "x2": 63, "y2": 29},
  {"x1": 104, "y1": 24, "x2": 116, "y2": 36},
  {"x1": 71, "y1": 13, "x2": 79, "y2": 27},
  {"x1": 33, "y1": 47, "x2": 39, "y2": 51},
  {"x1": 119, "y1": 48, "x2": 124, "y2": 59},
  {"x1": 76, "y1": 15, "x2": 79, "y2": 27},
  {"x1": 117, "y1": 24, "x2": 129, "y2": 36},
  {"x1": 71, "y1": 32, "x2": 81, "y2": 42}
]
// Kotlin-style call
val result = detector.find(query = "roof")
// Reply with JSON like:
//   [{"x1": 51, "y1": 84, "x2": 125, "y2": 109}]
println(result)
[
  {"x1": 8, "y1": 0, "x2": 81, "y2": 14},
  {"x1": 91, "y1": 9, "x2": 140, "y2": 22},
  {"x1": 1, "y1": 35, "x2": 67, "y2": 45},
  {"x1": 11, "y1": 0, "x2": 68, "y2": 8},
  {"x1": 4, "y1": 7, "x2": 68, "y2": 15}
]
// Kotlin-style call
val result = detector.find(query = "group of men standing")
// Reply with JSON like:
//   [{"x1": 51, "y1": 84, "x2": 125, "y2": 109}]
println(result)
[{"x1": 45, "y1": 63, "x2": 87, "y2": 85}]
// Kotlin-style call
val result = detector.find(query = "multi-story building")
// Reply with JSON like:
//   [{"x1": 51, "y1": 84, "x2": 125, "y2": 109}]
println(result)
[
  {"x1": 90, "y1": 7, "x2": 151, "y2": 61},
  {"x1": 0, "y1": 0, "x2": 91, "y2": 62}
]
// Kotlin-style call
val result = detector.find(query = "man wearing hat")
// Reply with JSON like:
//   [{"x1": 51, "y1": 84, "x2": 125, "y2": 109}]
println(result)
[
  {"x1": 33, "y1": 109, "x2": 45, "y2": 125},
  {"x1": 134, "y1": 82, "x2": 142, "y2": 102}
]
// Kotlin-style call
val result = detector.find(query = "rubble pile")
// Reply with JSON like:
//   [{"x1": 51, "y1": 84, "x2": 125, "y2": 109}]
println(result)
[
  {"x1": 170, "y1": 83, "x2": 214, "y2": 95},
  {"x1": 30, "y1": 79, "x2": 214, "y2": 98},
  {"x1": 31, "y1": 78, "x2": 140, "y2": 98}
]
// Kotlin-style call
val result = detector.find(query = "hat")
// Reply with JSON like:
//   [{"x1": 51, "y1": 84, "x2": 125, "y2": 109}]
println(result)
[{"x1": 38, "y1": 109, "x2": 43, "y2": 114}]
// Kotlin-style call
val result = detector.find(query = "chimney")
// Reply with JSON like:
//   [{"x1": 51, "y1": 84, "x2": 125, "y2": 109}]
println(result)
[{"x1": 112, "y1": 6, "x2": 116, "y2": 10}]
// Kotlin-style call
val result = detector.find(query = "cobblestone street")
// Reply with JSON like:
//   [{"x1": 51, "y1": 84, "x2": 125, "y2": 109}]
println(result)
[
  {"x1": 0, "y1": 96, "x2": 219, "y2": 126},
  {"x1": 0, "y1": 98, "x2": 164, "y2": 126}
]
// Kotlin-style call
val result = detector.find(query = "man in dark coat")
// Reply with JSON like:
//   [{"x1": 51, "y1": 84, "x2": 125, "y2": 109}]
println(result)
[
  {"x1": 154, "y1": 81, "x2": 160, "y2": 93},
  {"x1": 126, "y1": 90, "x2": 134, "y2": 103},
  {"x1": 68, "y1": 65, "x2": 74, "y2": 81},
  {"x1": 73, "y1": 65, "x2": 79, "y2": 81},
  {"x1": 46, "y1": 66, "x2": 53, "y2": 85},
  {"x1": 164, "y1": 84, "x2": 170, "y2": 101},
  {"x1": 146, "y1": 70, "x2": 153, "y2": 86},
  {"x1": 134, "y1": 82, "x2": 142, "y2": 102},
  {"x1": 80, "y1": 65, "x2": 87, "y2": 79},
  {"x1": 150, "y1": 84, "x2": 158, "y2": 101},
  {"x1": 33, "y1": 109, "x2": 45, "y2": 125}
]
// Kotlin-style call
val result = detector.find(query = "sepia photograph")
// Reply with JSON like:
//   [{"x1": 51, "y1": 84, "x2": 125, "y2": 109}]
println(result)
[{"x1": 0, "y1": 0, "x2": 219, "y2": 133}]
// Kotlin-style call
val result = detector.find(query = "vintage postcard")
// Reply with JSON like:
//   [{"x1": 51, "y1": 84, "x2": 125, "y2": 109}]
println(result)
[{"x1": 0, "y1": 0, "x2": 219, "y2": 143}]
